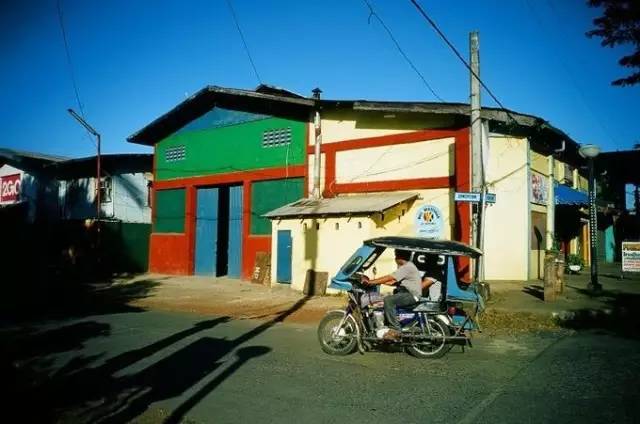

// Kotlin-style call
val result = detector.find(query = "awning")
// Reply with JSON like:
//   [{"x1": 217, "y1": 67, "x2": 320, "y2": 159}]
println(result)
[
  {"x1": 555, "y1": 183, "x2": 588, "y2": 206},
  {"x1": 264, "y1": 192, "x2": 419, "y2": 219}
]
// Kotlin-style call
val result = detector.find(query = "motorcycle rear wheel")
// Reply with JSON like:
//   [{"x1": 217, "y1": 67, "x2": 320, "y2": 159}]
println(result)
[
  {"x1": 317, "y1": 311, "x2": 358, "y2": 356},
  {"x1": 406, "y1": 319, "x2": 452, "y2": 359}
]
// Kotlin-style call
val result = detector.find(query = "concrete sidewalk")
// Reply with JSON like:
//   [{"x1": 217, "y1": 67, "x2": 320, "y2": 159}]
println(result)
[{"x1": 487, "y1": 262, "x2": 640, "y2": 316}]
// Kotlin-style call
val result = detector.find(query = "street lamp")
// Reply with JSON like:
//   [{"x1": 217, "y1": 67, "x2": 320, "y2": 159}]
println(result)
[
  {"x1": 67, "y1": 109, "x2": 101, "y2": 219},
  {"x1": 579, "y1": 143, "x2": 602, "y2": 293}
]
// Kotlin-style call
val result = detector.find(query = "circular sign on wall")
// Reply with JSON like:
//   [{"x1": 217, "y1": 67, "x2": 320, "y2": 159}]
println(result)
[{"x1": 415, "y1": 204, "x2": 443, "y2": 239}]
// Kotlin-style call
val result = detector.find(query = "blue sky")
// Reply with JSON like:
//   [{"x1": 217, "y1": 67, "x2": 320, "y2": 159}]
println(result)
[{"x1": 1, "y1": 0, "x2": 638, "y2": 159}]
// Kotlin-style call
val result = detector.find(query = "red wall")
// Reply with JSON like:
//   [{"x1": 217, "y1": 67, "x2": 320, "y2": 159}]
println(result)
[{"x1": 149, "y1": 234, "x2": 191, "y2": 274}]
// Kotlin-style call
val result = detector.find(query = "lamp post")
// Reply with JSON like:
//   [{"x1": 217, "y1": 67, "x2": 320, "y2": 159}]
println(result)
[
  {"x1": 67, "y1": 109, "x2": 101, "y2": 219},
  {"x1": 579, "y1": 144, "x2": 602, "y2": 293}
]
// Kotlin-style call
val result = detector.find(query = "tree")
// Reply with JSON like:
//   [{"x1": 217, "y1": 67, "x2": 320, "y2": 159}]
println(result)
[{"x1": 586, "y1": 0, "x2": 640, "y2": 86}]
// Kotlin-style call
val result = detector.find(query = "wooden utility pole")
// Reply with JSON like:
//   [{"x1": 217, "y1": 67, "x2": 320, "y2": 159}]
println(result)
[{"x1": 470, "y1": 31, "x2": 483, "y2": 281}]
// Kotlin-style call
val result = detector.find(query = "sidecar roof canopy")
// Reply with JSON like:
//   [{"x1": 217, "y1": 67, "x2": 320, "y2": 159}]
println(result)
[
  {"x1": 263, "y1": 192, "x2": 419, "y2": 219},
  {"x1": 365, "y1": 236, "x2": 482, "y2": 258}
]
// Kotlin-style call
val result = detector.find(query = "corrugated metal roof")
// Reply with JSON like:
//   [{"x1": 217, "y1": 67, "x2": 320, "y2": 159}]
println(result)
[
  {"x1": 264, "y1": 192, "x2": 419, "y2": 219},
  {"x1": 0, "y1": 147, "x2": 68, "y2": 163}
]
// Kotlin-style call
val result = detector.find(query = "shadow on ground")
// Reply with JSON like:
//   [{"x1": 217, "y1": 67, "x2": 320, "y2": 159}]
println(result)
[
  {"x1": 554, "y1": 287, "x2": 640, "y2": 339},
  {"x1": 3, "y1": 295, "x2": 312, "y2": 423},
  {"x1": 0, "y1": 276, "x2": 163, "y2": 323},
  {"x1": 522, "y1": 284, "x2": 544, "y2": 300}
]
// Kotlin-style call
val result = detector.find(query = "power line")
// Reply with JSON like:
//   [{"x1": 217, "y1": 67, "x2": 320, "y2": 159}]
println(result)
[
  {"x1": 56, "y1": 0, "x2": 96, "y2": 148},
  {"x1": 362, "y1": 0, "x2": 444, "y2": 102},
  {"x1": 226, "y1": 0, "x2": 262, "y2": 84},
  {"x1": 408, "y1": 0, "x2": 519, "y2": 124}
]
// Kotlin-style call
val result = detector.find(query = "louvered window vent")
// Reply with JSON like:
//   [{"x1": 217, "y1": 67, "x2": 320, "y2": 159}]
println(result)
[
  {"x1": 262, "y1": 127, "x2": 292, "y2": 147},
  {"x1": 165, "y1": 145, "x2": 186, "y2": 162}
]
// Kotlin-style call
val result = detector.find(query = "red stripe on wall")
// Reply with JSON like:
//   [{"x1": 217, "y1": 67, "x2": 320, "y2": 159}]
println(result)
[
  {"x1": 306, "y1": 129, "x2": 461, "y2": 155},
  {"x1": 153, "y1": 165, "x2": 306, "y2": 190},
  {"x1": 330, "y1": 176, "x2": 454, "y2": 195},
  {"x1": 454, "y1": 128, "x2": 471, "y2": 277}
]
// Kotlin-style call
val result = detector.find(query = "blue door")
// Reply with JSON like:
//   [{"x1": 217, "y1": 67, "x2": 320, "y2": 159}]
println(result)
[
  {"x1": 195, "y1": 188, "x2": 219, "y2": 275},
  {"x1": 277, "y1": 230, "x2": 292, "y2": 283},
  {"x1": 227, "y1": 185, "x2": 243, "y2": 278}
]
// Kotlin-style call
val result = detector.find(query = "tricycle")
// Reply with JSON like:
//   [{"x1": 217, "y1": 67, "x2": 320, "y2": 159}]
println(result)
[{"x1": 317, "y1": 236, "x2": 485, "y2": 359}]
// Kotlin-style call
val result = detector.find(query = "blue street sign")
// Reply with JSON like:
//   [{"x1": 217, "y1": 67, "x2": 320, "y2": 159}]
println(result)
[
  {"x1": 455, "y1": 192, "x2": 497, "y2": 204},
  {"x1": 455, "y1": 192, "x2": 481, "y2": 202}
]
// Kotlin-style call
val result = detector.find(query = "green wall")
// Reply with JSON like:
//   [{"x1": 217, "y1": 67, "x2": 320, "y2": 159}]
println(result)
[
  {"x1": 155, "y1": 188, "x2": 185, "y2": 233},
  {"x1": 156, "y1": 116, "x2": 306, "y2": 181},
  {"x1": 251, "y1": 178, "x2": 304, "y2": 235}
]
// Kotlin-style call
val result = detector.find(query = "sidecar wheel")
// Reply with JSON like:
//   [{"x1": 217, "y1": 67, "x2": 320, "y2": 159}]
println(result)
[
  {"x1": 317, "y1": 311, "x2": 358, "y2": 356},
  {"x1": 406, "y1": 319, "x2": 452, "y2": 359}
]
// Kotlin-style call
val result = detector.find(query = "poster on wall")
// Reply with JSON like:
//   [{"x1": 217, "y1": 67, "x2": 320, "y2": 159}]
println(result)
[
  {"x1": 0, "y1": 174, "x2": 21, "y2": 203},
  {"x1": 415, "y1": 204, "x2": 443, "y2": 239},
  {"x1": 530, "y1": 172, "x2": 549, "y2": 205},
  {"x1": 622, "y1": 241, "x2": 640, "y2": 273}
]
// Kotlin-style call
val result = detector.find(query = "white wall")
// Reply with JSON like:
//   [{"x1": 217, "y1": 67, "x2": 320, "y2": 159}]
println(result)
[
  {"x1": 59, "y1": 173, "x2": 150, "y2": 223},
  {"x1": 483, "y1": 135, "x2": 530, "y2": 281},
  {"x1": 113, "y1": 173, "x2": 151, "y2": 223}
]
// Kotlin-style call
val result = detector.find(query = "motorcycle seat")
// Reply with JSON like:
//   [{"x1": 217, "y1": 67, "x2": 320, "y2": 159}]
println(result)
[{"x1": 412, "y1": 300, "x2": 444, "y2": 313}]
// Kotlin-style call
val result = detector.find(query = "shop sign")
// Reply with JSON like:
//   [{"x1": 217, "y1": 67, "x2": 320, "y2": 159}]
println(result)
[
  {"x1": 622, "y1": 241, "x2": 640, "y2": 273},
  {"x1": 0, "y1": 174, "x2": 21, "y2": 203},
  {"x1": 415, "y1": 204, "x2": 443, "y2": 239},
  {"x1": 530, "y1": 171, "x2": 548, "y2": 205}
]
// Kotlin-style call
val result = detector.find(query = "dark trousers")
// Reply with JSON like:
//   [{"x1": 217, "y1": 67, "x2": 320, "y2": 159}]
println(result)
[{"x1": 383, "y1": 290, "x2": 417, "y2": 330}]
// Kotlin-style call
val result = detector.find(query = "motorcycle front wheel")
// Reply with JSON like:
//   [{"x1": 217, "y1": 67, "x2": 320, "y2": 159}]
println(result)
[
  {"x1": 317, "y1": 311, "x2": 358, "y2": 355},
  {"x1": 406, "y1": 318, "x2": 452, "y2": 359}
]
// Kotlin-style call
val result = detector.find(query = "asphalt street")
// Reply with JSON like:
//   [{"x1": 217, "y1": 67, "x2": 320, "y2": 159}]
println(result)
[{"x1": 4, "y1": 309, "x2": 640, "y2": 423}]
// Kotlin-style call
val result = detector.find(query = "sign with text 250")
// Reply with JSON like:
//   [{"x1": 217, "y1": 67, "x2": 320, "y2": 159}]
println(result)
[{"x1": 0, "y1": 174, "x2": 21, "y2": 202}]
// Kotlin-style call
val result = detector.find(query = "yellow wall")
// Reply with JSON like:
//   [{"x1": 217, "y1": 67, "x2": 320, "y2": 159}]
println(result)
[
  {"x1": 269, "y1": 190, "x2": 451, "y2": 292},
  {"x1": 307, "y1": 153, "x2": 326, "y2": 195},
  {"x1": 270, "y1": 217, "x2": 373, "y2": 293},
  {"x1": 577, "y1": 174, "x2": 588, "y2": 191},
  {"x1": 317, "y1": 110, "x2": 455, "y2": 144},
  {"x1": 483, "y1": 135, "x2": 530, "y2": 280},
  {"x1": 530, "y1": 150, "x2": 549, "y2": 175},
  {"x1": 335, "y1": 137, "x2": 454, "y2": 183}
]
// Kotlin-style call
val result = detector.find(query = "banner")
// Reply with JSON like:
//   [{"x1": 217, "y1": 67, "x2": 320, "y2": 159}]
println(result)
[
  {"x1": 530, "y1": 171, "x2": 549, "y2": 205},
  {"x1": 0, "y1": 174, "x2": 21, "y2": 203},
  {"x1": 622, "y1": 241, "x2": 640, "y2": 273}
]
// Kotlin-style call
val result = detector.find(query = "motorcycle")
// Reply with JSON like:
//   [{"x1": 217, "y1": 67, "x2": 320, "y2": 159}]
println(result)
[{"x1": 317, "y1": 236, "x2": 486, "y2": 359}]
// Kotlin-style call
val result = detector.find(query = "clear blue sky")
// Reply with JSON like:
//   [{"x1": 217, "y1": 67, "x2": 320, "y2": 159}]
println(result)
[{"x1": 1, "y1": 0, "x2": 638, "y2": 158}]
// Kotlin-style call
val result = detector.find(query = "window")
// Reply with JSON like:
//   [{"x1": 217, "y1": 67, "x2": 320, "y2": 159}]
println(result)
[
  {"x1": 99, "y1": 177, "x2": 112, "y2": 203},
  {"x1": 165, "y1": 145, "x2": 186, "y2": 162},
  {"x1": 262, "y1": 127, "x2": 292, "y2": 147}
]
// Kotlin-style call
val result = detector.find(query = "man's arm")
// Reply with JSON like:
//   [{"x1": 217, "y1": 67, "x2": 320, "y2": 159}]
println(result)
[{"x1": 362, "y1": 274, "x2": 397, "y2": 286}]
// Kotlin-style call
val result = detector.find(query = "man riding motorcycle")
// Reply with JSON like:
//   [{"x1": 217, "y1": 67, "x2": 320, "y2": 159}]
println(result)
[{"x1": 361, "y1": 249, "x2": 422, "y2": 340}]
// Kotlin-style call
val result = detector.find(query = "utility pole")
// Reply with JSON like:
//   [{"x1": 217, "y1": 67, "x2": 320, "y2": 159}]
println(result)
[
  {"x1": 68, "y1": 109, "x2": 101, "y2": 219},
  {"x1": 311, "y1": 88, "x2": 323, "y2": 200},
  {"x1": 470, "y1": 31, "x2": 483, "y2": 281}
]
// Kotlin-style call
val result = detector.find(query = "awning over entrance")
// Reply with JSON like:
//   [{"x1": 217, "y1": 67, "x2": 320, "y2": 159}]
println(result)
[
  {"x1": 264, "y1": 192, "x2": 419, "y2": 219},
  {"x1": 555, "y1": 183, "x2": 588, "y2": 206}
]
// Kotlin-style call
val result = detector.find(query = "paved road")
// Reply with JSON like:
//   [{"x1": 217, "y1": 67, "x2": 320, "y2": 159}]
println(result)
[{"x1": 4, "y1": 310, "x2": 640, "y2": 423}]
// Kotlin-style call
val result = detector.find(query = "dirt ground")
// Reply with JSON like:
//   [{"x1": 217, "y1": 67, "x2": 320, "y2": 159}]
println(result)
[
  {"x1": 124, "y1": 274, "x2": 562, "y2": 334},
  {"x1": 129, "y1": 274, "x2": 346, "y2": 324}
]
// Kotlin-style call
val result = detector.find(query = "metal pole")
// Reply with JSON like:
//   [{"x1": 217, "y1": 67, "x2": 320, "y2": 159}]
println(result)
[
  {"x1": 311, "y1": 88, "x2": 322, "y2": 199},
  {"x1": 470, "y1": 31, "x2": 482, "y2": 280},
  {"x1": 96, "y1": 133, "x2": 101, "y2": 219},
  {"x1": 587, "y1": 157, "x2": 601, "y2": 292}
]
